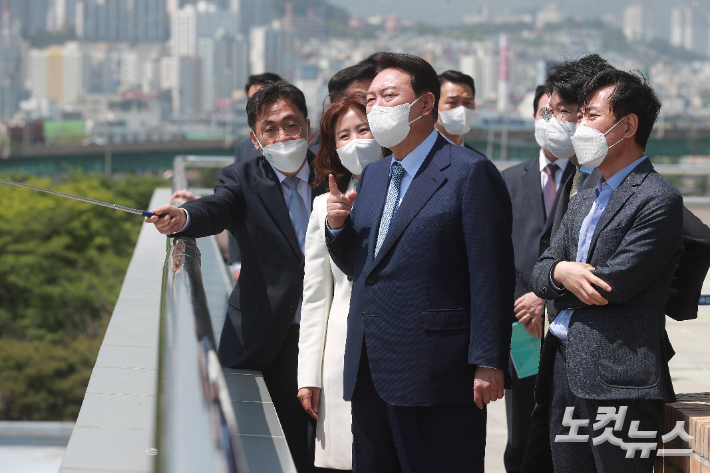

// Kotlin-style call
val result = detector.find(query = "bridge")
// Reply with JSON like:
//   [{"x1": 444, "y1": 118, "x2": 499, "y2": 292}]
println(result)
[{"x1": 4, "y1": 125, "x2": 710, "y2": 176}]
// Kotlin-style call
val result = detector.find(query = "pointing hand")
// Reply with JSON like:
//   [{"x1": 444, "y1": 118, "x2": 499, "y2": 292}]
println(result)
[{"x1": 326, "y1": 174, "x2": 357, "y2": 230}]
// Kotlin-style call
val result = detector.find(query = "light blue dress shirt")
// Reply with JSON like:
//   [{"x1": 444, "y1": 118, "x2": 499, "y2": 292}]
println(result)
[
  {"x1": 390, "y1": 129, "x2": 438, "y2": 205},
  {"x1": 549, "y1": 156, "x2": 647, "y2": 341}
]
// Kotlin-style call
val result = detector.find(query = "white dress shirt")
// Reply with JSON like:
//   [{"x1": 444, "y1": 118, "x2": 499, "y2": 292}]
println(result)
[{"x1": 539, "y1": 150, "x2": 568, "y2": 193}]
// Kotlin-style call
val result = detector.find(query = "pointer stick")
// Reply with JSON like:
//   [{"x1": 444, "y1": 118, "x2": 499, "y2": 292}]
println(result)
[{"x1": 0, "y1": 178, "x2": 164, "y2": 218}]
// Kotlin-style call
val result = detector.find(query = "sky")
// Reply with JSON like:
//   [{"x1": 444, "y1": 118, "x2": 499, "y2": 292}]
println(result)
[{"x1": 328, "y1": 0, "x2": 710, "y2": 33}]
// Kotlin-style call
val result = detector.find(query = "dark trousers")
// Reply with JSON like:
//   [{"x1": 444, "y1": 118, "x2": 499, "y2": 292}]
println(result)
[
  {"x1": 351, "y1": 346, "x2": 486, "y2": 473},
  {"x1": 262, "y1": 324, "x2": 316, "y2": 473},
  {"x1": 504, "y1": 356, "x2": 537, "y2": 473},
  {"x1": 518, "y1": 400, "x2": 554, "y2": 473},
  {"x1": 549, "y1": 351, "x2": 664, "y2": 473}
]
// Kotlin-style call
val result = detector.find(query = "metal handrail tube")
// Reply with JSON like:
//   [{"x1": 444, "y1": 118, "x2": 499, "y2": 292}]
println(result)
[{"x1": 155, "y1": 236, "x2": 249, "y2": 473}]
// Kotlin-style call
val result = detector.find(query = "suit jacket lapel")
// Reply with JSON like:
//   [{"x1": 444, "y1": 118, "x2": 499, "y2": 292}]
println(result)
[
  {"x1": 522, "y1": 158, "x2": 546, "y2": 232},
  {"x1": 586, "y1": 159, "x2": 652, "y2": 260},
  {"x1": 543, "y1": 161, "x2": 576, "y2": 234},
  {"x1": 253, "y1": 157, "x2": 302, "y2": 258},
  {"x1": 369, "y1": 138, "x2": 450, "y2": 270}
]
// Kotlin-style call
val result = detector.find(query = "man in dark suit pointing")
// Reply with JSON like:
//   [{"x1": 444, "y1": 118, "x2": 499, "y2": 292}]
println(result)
[
  {"x1": 325, "y1": 52, "x2": 515, "y2": 473},
  {"x1": 146, "y1": 81, "x2": 324, "y2": 473}
]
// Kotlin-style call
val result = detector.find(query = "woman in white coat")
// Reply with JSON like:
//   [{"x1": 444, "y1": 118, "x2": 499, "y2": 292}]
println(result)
[{"x1": 297, "y1": 94, "x2": 384, "y2": 471}]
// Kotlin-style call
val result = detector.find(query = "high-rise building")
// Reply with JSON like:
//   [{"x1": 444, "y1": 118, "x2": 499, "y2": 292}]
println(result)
[
  {"x1": 27, "y1": 49, "x2": 48, "y2": 100},
  {"x1": 170, "y1": 3, "x2": 240, "y2": 56},
  {"x1": 8, "y1": 0, "x2": 49, "y2": 37},
  {"x1": 623, "y1": 3, "x2": 644, "y2": 42},
  {"x1": 83, "y1": 50, "x2": 112, "y2": 93},
  {"x1": 0, "y1": 8, "x2": 26, "y2": 120},
  {"x1": 131, "y1": 0, "x2": 168, "y2": 43},
  {"x1": 76, "y1": 0, "x2": 129, "y2": 42},
  {"x1": 497, "y1": 33, "x2": 509, "y2": 112},
  {"x1": 249, "y1": 24, "x2": 296, "y2": 82},
  {"x1": 236, "y1": 0, "x2": 275, "y2": 36},
  {"x1": 120, "y1": 51, "x2": 141, "y2": 88},
  {"x1": 459, "y1": 41, "x2": 497, "y2": 103},
  {"x1": 670, "y1": 5, "x2": 709, "y2": 57},
  {"x1": 28, "y1": 42, "x2": 84, "y2": 105},
  {"x1": 213, "y1": 31, "x2": 249, "y2": 100},
  {"x1": 197, "y1": 37, "x2": 215, "y2": 111}
]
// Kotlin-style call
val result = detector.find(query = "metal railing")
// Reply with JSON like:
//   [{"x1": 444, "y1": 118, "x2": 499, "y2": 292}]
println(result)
[{"x1": 155, "y1": 236, "x2": 249, "y2": 473}]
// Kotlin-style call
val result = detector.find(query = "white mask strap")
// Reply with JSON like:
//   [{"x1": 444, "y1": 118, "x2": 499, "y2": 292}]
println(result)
[
  {"x1": 604, "y1": 116, "x2": 627, "y2": 150},
  {"x1": 408, "y1": 95, "x2": 424, "y2": 125}
]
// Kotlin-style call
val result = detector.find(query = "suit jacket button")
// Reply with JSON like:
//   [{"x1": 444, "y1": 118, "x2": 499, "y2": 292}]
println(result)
[
  {"x1": 289, "y1": 305, "x2": 296, "y2": 313},
  {"x1": 541, "y1": 287, "x2": 548, "y2": 295},
  {"x1": 542, "y1": 238, "x2": 549, "y2": 245},
  {"x1": 366, "y1": 276, "x2": 375, "y2": 285},
  {"x1": 347, "y1": 276, "x2": 353, "y2": 282}
]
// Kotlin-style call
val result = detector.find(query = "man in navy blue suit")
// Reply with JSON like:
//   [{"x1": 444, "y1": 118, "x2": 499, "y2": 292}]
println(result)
[{"x1": 325, "y1": 53, "x2": 515, "y2": 473}]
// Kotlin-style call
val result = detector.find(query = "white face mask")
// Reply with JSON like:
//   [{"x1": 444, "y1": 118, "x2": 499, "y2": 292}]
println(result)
[
  {"x1": 438, "y1": 106, "x2": 475, "y2": 136},
  {"x1": 545, "y1": 117, "x2": 577, "y2": 159},
  {"x1": 571, "y1": 117, "x2": 627, "y2": 169},
  {"x1": 534, "y1": 119, "x2": 549, "y2": 149},
  {"x1": 255, "y1": 136, "x2": 308, "y2": 174},
  {"x1": 367, "y1": 95, "x2": 423, "y2": 148},
  {"x1": 336, "y1": 138, "x2": 383, "y2": 175}
]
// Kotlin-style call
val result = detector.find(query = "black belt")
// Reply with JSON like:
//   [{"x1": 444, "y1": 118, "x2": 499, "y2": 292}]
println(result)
[{"x1": 553, "y1": 336, "x2": 567, "y2": 360}]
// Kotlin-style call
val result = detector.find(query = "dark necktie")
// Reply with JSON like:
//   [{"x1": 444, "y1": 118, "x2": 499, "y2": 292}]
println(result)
[{"x1": 542, "y1": 163, "x2": 560, "y2": 218}]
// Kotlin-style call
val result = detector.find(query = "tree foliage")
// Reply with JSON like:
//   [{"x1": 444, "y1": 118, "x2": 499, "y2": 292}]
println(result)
[{"x1": 0, "y1": 172, "x2": 167, "y2": 420}]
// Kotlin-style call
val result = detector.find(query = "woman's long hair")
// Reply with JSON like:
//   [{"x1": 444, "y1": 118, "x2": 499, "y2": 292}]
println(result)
[{"x1": 312, "y1": 94, "x2": 368, "y2": 193}]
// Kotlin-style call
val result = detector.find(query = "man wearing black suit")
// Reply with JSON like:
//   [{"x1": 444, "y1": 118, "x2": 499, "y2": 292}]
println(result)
[
  {"x1": 500, "y1": 85, "x2": 574, "y2": 473},
  {"x1": 147, "y1": 81, "x2": 324, "y2": 473},
  {"x1": 532, "y1": 69, "x2": 683, "y2": 473},
  {"x1": 434, "y1": 70, "x2": 487, "y2": 157},
  {"x1": 325, "y1": 53, "x2": 515, "y2": 473}
]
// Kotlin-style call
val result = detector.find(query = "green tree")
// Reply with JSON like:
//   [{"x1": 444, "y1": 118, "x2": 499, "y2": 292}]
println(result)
[{"x1": 0, "y1": 172, "x2": 167, "y2": 420}]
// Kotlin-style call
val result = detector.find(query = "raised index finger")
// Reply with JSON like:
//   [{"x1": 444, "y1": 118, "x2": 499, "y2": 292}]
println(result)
[{"x1": 328, "y1": 174, "x2": 341, "y2": 197}]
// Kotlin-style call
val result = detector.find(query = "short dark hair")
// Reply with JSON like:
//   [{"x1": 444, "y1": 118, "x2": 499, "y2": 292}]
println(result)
[
  {"x1": 359, "y1": 52, "x2": 387, "y2": 67},
  {"x1": 581, "y1": 69, "x2": 660, "y2": 150},
  {"x1": 328, "y1": 63, "x2": 377, "y2": 101},
  {"x1": 533, "y1": 85, "x2": 546, "y2": 115},
  {"x1": 247, "y1": 80, "x2": 308, "y2": 130},
  {"x1": 244, "y1": 72, "x2": 282, "y2": 96},
  {"x1": 375, "y1": 53, "x2": 441, "y2": 121},
  {"x1": 438, "y1": 70, "x2": 476, "y2": 99},
  {"x1": 545, "y1": 54, "x2": 614, "y2": 105}
]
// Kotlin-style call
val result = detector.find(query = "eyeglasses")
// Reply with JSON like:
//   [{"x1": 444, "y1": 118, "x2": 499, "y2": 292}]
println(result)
[
  {"x1": 259, "y1": 123, "x2": 303, "y2": 144},
  {"x1": 541, "y1": 106, "x2": 580, "y2": 123}
]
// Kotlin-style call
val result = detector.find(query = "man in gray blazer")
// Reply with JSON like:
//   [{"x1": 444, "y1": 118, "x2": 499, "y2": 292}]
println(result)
[{"x1": 531, "y1": 69, "x2": 683, "y2": 472}]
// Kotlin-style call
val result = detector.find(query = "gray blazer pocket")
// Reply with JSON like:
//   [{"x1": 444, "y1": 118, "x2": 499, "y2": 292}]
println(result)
[
  {"x1": 422, "y1": 309, "x2": 469, "y2": 330},
  {"x1": 595, "y1": 326, "x2": 660, "y2": 389}
]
